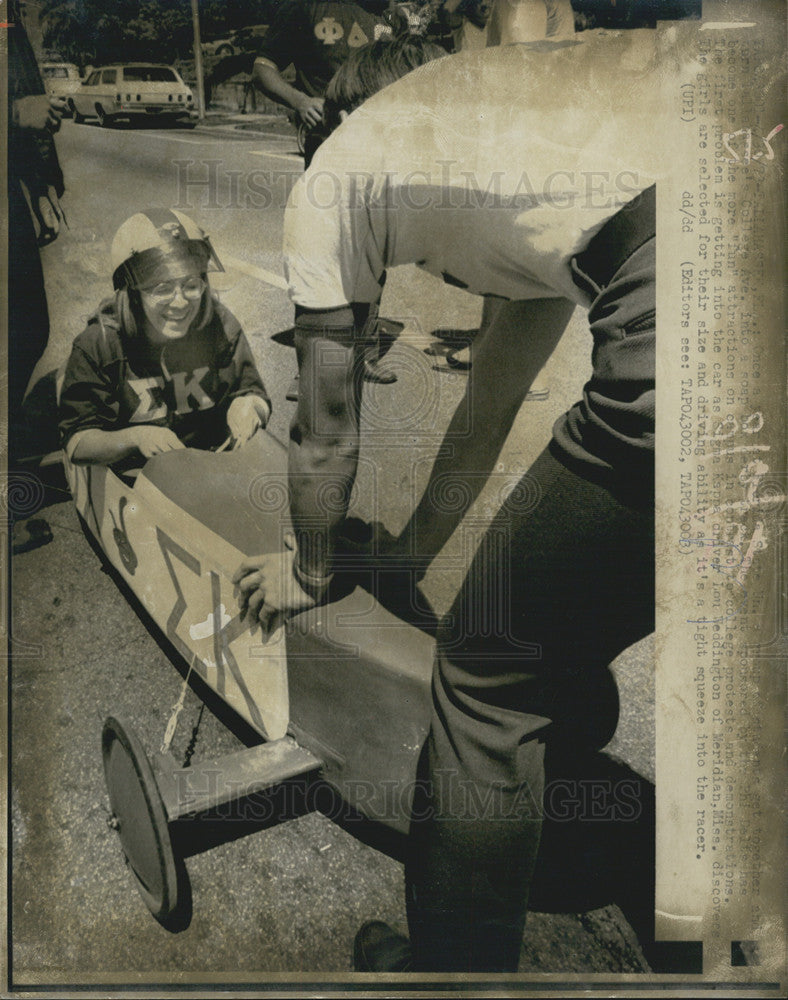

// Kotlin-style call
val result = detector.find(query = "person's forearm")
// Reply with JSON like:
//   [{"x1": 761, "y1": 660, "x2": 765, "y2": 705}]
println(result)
[
  {"x1": 288, "y1": 427, "x2": 360, "y2": 581},
  {"x1": 68, "y1": 427, "x2": 140, "y2": 465},
  {"x1": 287, "y1": 325, "x2": 362, "y2": 581},
  {"x1": 252, "y1": 61, "x2": 310, "y2": 114}
]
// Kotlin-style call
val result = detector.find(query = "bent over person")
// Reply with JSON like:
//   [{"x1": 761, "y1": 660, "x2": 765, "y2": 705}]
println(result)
[{"x1": 235, "y1": 32, "x2": 669, "y2": 971}]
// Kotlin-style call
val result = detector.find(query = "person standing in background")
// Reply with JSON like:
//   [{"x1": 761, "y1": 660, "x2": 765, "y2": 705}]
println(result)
[
  {"x1": 6, "y1": 0, "x2": 67, "y2": 553},
  {"x1": 445, "y1": 0, "x2": 576, "y2": 370},
  {"x1": 453, "y1": 1, "x2": 494, "y2": 51},
  {"x1": 433, "y1": 0, "x2": 575, "y2": 52},
  {"x1": 251, "y1": 0, "x2": 400, "y2": 386},
  {"x1": 487, "y1": 0, "x2": 576, "y2": 44},
  {"x1": 7, "y1": 0, "x2": 67, "y2": 462},
  {"x1": 251, "y1": 0, "x2": 394, "y2": 167}
]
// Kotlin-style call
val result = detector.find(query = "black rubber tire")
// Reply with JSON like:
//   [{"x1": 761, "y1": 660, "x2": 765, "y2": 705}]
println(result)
[
  {"x1": 102, "y1": 716, "x2": 180, "y2": 924},
  {"x1": 96, "y1": 104, "x2": 114, "y2": 128}
]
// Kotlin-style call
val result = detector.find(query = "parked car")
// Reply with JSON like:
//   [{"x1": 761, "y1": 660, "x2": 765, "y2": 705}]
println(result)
[
  {"x1": 201, "y1": 36, "x2": 237, "y2": 58},
  {"x1": 228, "y1": 23, "x2": 269, "y2": 52},
  {"x1": 40, "y1": 62, "x2": 83, "y2": 113},
  {"x1": 70, "y1": 63, "x2": 196, "y2": 127},
  {"x1": 201, "y1": 23, "x2": 270, "y2": 59}
]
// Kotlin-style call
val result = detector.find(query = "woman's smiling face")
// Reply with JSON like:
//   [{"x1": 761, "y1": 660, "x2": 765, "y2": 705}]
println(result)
[{"x1": 140, "y1": 270, "x2": 205, "y2": 342}]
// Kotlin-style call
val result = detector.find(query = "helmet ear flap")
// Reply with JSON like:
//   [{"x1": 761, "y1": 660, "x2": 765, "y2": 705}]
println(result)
[
  {"x1": 202, "y1": 234, "x2": 225, "y2": 275},
  {"x1": 168, "y1": 209, "x2": 224, "y2": 273}
]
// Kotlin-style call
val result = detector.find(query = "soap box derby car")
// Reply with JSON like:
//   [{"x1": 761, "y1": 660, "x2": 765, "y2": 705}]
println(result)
[
  {"x1": 65, "y1": 431, "x2": 435, "y2": 926},
  {"x1": 66, "y1": 429, "x2": 629, "y2": 932}
]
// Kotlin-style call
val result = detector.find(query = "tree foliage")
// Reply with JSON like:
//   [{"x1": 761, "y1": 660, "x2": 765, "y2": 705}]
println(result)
[{"x1": 40, "y1": 0, "x2": 282, "y2": 67}]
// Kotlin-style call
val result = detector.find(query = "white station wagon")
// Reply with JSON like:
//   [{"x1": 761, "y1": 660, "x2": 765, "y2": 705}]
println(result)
[
  {"x1": 40, "y1": 63, "x2": 83, "y2": 110},
  {"x1": 70, "y1": 63, "x2": 196, "y2": 126}
]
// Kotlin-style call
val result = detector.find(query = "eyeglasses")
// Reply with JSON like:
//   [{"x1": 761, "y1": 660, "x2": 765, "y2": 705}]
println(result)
[{"x1": 141, "y1": 276, "x2": 205, "y2": 302}]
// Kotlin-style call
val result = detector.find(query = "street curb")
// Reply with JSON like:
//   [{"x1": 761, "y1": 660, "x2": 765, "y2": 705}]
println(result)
[
  {"x1": 192, "y1": 113, "x2": 301, "y2": 147},
  {"x1": 194, "y1": 124, "x2": 300, "y2": 145}
]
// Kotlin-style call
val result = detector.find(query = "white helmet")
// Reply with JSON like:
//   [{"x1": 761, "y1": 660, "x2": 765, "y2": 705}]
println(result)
[{"x1": 110, "y1": 208, "x2": 223, "y2": 291}]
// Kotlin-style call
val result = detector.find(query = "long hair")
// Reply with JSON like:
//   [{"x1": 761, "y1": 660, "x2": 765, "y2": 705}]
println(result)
[
  {"x1": 323, "y1": 33, "x2": 446, "y2": 132},
  {"x1": 111, "y1": 277, "x2": 215, "y2": 344}
]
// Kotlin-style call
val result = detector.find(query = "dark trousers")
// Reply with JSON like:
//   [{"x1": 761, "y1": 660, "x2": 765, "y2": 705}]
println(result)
[
  {"x1": 405, "y1": 243, "x2": 656, "y2": 972},
  {"x1": 8, "y1": 180, "x2": 50, "y2": 455}
]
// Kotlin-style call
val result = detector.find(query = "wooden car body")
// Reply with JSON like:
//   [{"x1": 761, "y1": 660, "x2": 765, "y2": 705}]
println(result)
[{"x1": 66, "y1": 431, "x2": 434, "y2": 835}]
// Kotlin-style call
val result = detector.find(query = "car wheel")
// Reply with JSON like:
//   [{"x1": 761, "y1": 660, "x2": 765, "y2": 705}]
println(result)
[
  {"x1": 71, "y1": 100, "x2": 85, "y2": 123},
  {"x1": 215, "y1": 43, "x2": 234, "y2": 56},
  {"x1": 96, "y1": 104, "x2": 114, "y2": 127},
  {"x1": 101, "y1": 716, "x2": 188, "y2": 928}
]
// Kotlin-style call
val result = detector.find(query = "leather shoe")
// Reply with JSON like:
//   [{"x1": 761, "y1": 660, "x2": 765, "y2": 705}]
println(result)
[
  {"x1": 354, "y1": 920, "x2": 412, "y2": 972},
  {"x1": 288, "y1": 368, "x2": 397, "y2": 393}
]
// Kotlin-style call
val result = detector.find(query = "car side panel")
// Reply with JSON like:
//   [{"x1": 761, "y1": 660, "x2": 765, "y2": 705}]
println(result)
[{"x1": 72, "y1": 66, "x2": 193, "y2": 120}]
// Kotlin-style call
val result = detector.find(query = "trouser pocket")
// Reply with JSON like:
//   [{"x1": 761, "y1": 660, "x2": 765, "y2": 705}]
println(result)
[{"x1": 623, "y1": 308, "x2": 655, "y2": 336}]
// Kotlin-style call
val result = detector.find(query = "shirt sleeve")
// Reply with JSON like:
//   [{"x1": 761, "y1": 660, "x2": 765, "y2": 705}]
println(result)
[
  {"x1": 256, "y1": 0, "x2": 303, "y2": 72},
  {"x1": 58, "y1": 339, "x2": 121, "y2": 457},
  {"x1": 283, "y1": 159, "x2": 387, "y2": 311}
]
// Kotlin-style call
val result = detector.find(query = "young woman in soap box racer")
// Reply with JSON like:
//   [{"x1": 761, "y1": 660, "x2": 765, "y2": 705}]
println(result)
[{"x1": 59, "y1": 209, "x2": 271, "y2": 470}]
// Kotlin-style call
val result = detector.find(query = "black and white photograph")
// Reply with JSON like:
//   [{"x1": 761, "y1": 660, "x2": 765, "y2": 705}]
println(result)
[{"x1": 3, "y1": 0, "x2": 785, "y2": 995}]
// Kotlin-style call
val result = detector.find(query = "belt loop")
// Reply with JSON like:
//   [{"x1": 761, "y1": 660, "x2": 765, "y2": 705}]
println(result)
[{"x1": 570, "y1": 257, "x2": 601, "y2": 301}]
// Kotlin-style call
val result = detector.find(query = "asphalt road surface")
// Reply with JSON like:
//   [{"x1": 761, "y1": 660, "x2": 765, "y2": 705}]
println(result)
[{"x1": 9, "y1": 116, "x2": 656, "y2": 987}]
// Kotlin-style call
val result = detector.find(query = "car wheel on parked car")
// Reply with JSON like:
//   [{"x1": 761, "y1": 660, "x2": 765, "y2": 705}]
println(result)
[
  {"x1": 95, "y1": 104, "x2": 114, "y2": 127},
  {"x1": 70, "y1": 99, "x2": 85, "y2": 123}
]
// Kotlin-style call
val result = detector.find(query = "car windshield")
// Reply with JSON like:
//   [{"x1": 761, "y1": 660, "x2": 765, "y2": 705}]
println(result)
[
  {"x1": 43, "y1": 66, "x2": 69, "y2": 78},
  {"x1": 123, "y1": 67, "x2": 177, "y2": 82}
]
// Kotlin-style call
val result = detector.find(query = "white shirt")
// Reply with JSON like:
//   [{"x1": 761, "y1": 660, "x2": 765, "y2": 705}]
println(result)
[{"x1": 284, "y1": 29, "x2": 693, "y2": 311}]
